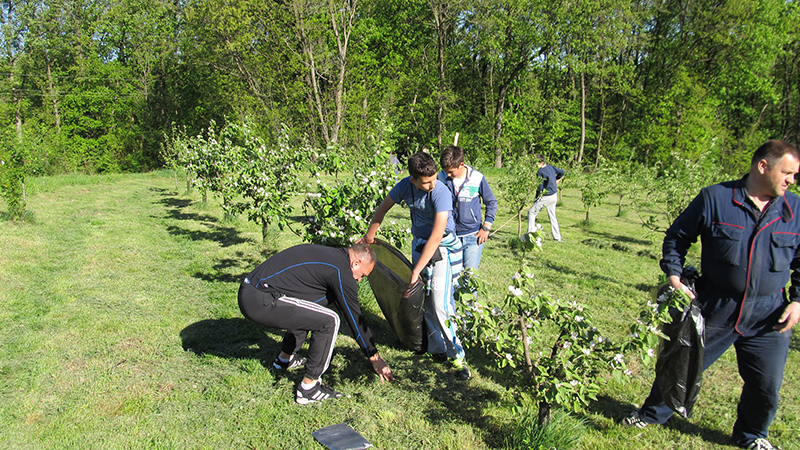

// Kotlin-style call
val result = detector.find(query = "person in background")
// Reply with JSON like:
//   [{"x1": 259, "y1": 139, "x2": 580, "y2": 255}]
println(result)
[
  {"x1": 438, "y1": 145, "x2": 498, "y2": 270},
  {"x1": 527, "y1": 154, "x2": 565, "y2": 242},
  {"x1": 622, "y1": 140, "x2": 800, "y2": 450}
]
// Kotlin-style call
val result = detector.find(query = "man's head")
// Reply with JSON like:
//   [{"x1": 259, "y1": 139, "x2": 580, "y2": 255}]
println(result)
[
  {"x1": 348, "y1": 243, "x2": 376, "y2": 282},
  {"x1": 408, "y1": 151, "x2": 438, "y2": 192},
  {"x1": 750, "y1": 140, "x2": 800, "y2": 198},
  {"x1": 534, "y1": 154, "x2": 546, "y2": 168},
  {"x1": 440, "y1": 145, "x2": 467, "y2": 180}
]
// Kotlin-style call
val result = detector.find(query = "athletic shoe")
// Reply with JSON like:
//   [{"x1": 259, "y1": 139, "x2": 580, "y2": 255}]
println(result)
[
  {"x1": 621, "y1": 412, "x2": 650, "y2": 428},
  {"x1": 452, "y1": 358, "x2": 471, "y2": 380},
  {"x1": 295, "y1": 382, "x2": 344, "y2": 405},
  {"x1": 744, "y1": 438, "x2": 780, "y2": 450},
  {"x1": 272, "y1": 354, "x2": 307, "y2": 371}
]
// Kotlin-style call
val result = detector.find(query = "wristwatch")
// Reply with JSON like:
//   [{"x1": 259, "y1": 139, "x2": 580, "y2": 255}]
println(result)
[{"x1": 481, "y1": 224, "x2": 491, "y2": 232}]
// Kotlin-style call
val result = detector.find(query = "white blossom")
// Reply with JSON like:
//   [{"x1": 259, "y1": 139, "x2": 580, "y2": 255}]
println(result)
[
  {"x1": 647, "y1": 348, "x2": 656, "y2": 357},
  {"x1": 574, "y1": 315, "x2": 584, "y2": 322},
  {"x1": 614, "y1": 354, "x2": 624, "y2": 364}
]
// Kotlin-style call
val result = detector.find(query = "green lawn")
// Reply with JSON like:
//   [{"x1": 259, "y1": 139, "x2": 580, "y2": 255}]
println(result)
[{"x1": 1, "y1": 170, "x2": 798, "y2": 449}]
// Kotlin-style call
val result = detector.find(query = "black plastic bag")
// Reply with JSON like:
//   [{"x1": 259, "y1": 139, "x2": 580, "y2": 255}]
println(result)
[
  {"x1": 654, "y1": 266, "x2": 705, "y2": 419},
  {"x1": 366, "y1": 239, "x2": 426, "y2": 352}
]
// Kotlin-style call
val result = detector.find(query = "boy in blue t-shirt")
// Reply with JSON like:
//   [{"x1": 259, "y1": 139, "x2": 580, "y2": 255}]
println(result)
[{"x1": 363, "y1": 152, "x2": 470, "y2": 379}]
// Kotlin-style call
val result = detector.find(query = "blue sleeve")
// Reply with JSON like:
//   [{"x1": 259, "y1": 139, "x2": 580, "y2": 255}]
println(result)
[
  {"x1": 661, "y1": 190, "x2": 706, "y2": 278},
  {"x1": 536, "y1": 168, "x2": 546, "y2": 195},
  {"x1": 431, "y1": 181, "x2": 453, "y2": 213},
  {"x1": 555, "y1": 167, "x2": 565, "y2": 180},
  {"x1": 480, "y1": 177, "x2": 498, "y2": 223},
  {"x1": 389, "y1": 177, "x2": 411, "y2": 204}
]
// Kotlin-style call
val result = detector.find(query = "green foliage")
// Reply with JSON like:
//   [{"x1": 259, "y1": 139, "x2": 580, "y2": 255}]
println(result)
[
  {"x1": 0, "y1": 138, "x2": 28, "y2": 220},
  {"x1": 578, "y1": 168, "x2": 609, "y2": 225},
  {"x1": 498, "y1": 155, "x2": 540, "y2": 238},
  {"x1": 302, "y1": 122, "x2": 407, "y2": 248},
  {"x1": 175, "y1": 119, "x2": 309, "y2": 239},
  {"x1": 508, "y1": 407, "x2": 585, "y2": 450},
  {"x1": 0, "y1": 158, "x2": 25, "y2": 220},
  {"x1": 456, "y1": 227, "x2": 630, "y2": 424},
  {"x1": 629, "y1": 152, "x2": 728, "y2": 233}
]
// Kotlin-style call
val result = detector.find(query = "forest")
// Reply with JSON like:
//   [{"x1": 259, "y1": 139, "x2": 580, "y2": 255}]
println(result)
[{"x1": 0, "y1": 0, "x2": 799, "y2": 177}]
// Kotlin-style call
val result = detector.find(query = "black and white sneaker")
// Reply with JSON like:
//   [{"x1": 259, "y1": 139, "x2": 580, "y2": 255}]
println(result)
[
  {"x1": 295, "y1": 382, "x2": 344, "y2": 405},
  {"x1": 621, "y1": 411, "x2": 650, "y2": 428},
  {"x1": 744, "y1": 438, "x2": 780, "y2": 450},
  {"x1": 272, "y1": 354, "x2": 307, "y2": 371}
]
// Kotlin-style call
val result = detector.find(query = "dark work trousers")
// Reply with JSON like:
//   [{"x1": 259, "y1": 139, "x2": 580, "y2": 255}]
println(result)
[
  {"x1": 638, "y1": 294, "x2": 791, "y2": 445},
  {"x1": 238, "y1": 282, "x2": 341, "y2": 381}
]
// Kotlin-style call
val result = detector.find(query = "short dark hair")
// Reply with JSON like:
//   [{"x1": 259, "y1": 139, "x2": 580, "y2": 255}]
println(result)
[
  {"x1": 440, "y1": 145, "x2": 464, "y2": 170},
  {"x1": 751, "y1": 140, "x2": 799, "y2": 167},
  {"x1": 533, "y1": 154, "x2": 545, "y2": 164},
  {"x1": 349, "y1": 243, "x2": 376, "y2": 265},
  {"x1": 408, "y1": 152, "x2": 438, "y2": 178}
]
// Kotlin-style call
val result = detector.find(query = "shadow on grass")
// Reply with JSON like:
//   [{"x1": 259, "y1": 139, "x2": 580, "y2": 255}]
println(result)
[
  {"x1": 791, "y1": 331, "x2": 800, "y2": 352},
  {"x1": 180, "y1": 318, "x2": 283, "y2": 368},
  {"x1": 193, "y1": 250, "x2": 278, "y2": 284},
  {"x1": 583, "y1": 395, "x2": 733, "y2": 447},
  {"x1": 583, "y1": 229, "x2": 654, "y2": 247}
]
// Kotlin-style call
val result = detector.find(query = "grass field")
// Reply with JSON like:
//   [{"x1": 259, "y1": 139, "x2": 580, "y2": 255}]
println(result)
[{"x1": 1, "y1": 170, "x2": 798, "y2": 449}]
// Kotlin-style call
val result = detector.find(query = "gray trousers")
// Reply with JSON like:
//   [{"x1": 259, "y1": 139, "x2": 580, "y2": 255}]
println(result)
[{"x1": 527, "y1": 193, "x2": 561, "y2": 241}]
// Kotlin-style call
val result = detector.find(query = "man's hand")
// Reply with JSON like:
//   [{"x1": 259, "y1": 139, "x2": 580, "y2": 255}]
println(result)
[
  {"x1": 369, "y1": 353, "x2": 395, "y2": 383},
  {"x1": 476, "y1": 228, "x2": 490, "y2": 245},
  {"x1": 774, "y1": 301, "x2": 800, "y2": 333},
  {"x1": 667, "y1": 275, "x2": 696, "y2": 300}
]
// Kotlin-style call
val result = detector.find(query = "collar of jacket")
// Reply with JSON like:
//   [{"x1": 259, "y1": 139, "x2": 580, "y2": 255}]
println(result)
[{"x1": 731, "y1": 175, "x2": 794, "y2": 222}]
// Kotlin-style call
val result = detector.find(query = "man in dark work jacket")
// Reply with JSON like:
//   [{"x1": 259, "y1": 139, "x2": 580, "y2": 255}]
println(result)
[
  {"x1": 238, "y1": 243, "x2": 394, "y2": 405},
  {"x1": 623, "y1": 140, "x2": 800, "y2": 450}
]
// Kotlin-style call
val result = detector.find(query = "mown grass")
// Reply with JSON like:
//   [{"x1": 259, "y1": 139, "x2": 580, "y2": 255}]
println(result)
[{"x1": 1, "y1": 169, "x2": 798, "y2": 449}]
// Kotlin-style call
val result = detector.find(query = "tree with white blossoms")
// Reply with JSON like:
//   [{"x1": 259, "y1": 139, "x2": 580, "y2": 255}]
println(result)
[
  {"x1": 456, "y1": 225, "x2": 689, "y2": 426},
  {"x1": 301, "y1": 121, "x2": 407, "y2": 248},
  {"x1": 234, "y1": 123, "x2": 309, "y2": 241},
  {"x1": 175, "y1": 119, "x2": 309, "y2": 240},
  {"x1": 498, "y1": 154, "x2": 542, "y2": 239},
  {"x1": 179, "y1": 119, "x2": 241, "y2": 213}
]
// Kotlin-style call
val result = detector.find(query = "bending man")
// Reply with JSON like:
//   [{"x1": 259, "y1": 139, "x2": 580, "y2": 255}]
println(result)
[{"x1": 238, "y1": 243, "x2": 394, "y2": 405}]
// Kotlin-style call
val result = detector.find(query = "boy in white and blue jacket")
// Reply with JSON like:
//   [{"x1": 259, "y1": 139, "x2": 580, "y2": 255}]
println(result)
[{"x1": 438, "y1": 145, "x2": 498, "y2": 270}]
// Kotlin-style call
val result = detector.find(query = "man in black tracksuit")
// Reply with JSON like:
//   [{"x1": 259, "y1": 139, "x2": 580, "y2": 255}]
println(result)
[{"x1": 238, "y1": 243, "x2": 394, "y2": 404}]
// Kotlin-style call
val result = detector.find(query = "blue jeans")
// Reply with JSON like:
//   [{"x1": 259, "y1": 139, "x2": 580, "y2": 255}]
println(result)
[
  {"x1": 459, "y1": 233, "x2": 484, "y2": 270},
  {"x1": 638, "y1": 294, "x2": 791, "y2": 446}
]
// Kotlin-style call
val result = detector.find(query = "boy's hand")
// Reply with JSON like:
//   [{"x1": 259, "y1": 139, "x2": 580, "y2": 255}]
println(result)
[{"x1": 402, "y1": 278, "x2": 424, "y2": 299}]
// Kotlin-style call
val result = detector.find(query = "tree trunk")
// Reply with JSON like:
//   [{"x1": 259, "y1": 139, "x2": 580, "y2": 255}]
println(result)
[
  {"x1": 45, "y1": 56, "x2": 61, "y2": 133},
  {"x1": 577, "y1": 71, "x2": 586, "y2": 164},
  {"x1": 431, "y1": 0, "x2": 449, "y2": 150},
  {"x1": 328, "y1": 0, "x2": 357, "y2": 145},
  {"x1": 538, "y1": 401, "x2": 551, "y2": 426},
  {"x1": 595, "y1": 77, "x2": 605, "y2": 169}
]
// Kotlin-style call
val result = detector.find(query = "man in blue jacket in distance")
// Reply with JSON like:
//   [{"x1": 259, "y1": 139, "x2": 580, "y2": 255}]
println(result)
[
  {"x1": 527, "y1": 155, "x2": 565, "y2": 242},
  {"x1": 438, "y1": 145, "x2": 498, "y2": 270},
  {"x1": 622, "y1": 140, "x2": 800, "y2": 450}
]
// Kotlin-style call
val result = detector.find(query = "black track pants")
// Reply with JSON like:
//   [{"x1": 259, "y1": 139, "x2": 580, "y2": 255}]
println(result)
[{"x1": 238, "y1": 282, "x2": 340, "y2": 380}]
